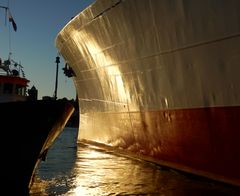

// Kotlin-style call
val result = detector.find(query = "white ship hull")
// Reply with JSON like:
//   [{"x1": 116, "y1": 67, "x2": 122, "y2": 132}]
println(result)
[{"x1": 56, "y1": 0, "x2": 240, "y2": 186}]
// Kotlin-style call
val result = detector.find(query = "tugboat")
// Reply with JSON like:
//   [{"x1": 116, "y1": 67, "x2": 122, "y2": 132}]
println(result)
[{"x1": 0, "y1": 5, "x2": 74, "y2": 195}]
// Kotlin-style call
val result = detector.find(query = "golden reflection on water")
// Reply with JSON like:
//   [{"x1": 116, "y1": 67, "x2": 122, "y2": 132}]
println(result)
[
  {"x1": 67, "y1": 144, "x2": 147, "y2": 195},
  {"x1": 30, "y1": 128, "x2": 240, "y2": 195}
]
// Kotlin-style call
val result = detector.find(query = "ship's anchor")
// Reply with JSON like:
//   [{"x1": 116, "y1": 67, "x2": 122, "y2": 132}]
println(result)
[{"x1": 63, "y1": 63, "x2": 76, "y2": 78}]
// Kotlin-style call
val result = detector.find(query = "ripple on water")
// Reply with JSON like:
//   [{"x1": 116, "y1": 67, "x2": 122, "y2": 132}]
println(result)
[{"x1": 30, "y1": 128, "x2": 240, "y2": 195}]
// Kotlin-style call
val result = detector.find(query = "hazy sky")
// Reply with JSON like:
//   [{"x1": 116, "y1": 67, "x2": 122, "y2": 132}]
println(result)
[{"x1": 0, "y1": 0, "x2": 95, "y2": 100}]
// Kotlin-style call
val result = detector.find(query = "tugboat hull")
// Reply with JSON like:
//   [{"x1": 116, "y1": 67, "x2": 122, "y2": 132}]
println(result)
[{"x1": 0, "y1": 100, "x2": 74, "y2": 194}]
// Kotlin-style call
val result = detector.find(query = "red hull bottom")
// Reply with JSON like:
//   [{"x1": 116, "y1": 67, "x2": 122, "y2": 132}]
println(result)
[{"x1": 79, "y1": 106, "x2": 240, "y2": 186}]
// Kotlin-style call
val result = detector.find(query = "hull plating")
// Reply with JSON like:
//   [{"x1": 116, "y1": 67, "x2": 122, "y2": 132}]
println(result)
[
  {"x1": 56, "y1": 0, "x2": 240, "y2": 186},
  {"x1": 79, "y1": 106, "x2": 240, "y2": 186}
]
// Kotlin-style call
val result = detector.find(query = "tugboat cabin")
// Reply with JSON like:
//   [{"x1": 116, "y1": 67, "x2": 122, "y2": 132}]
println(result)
[{"x1": 0, "y1": 58, "x2": 29, "y2": 102}]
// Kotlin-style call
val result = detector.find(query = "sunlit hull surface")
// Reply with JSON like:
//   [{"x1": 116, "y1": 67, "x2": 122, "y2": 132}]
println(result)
[
  {"x1": 56, "y1": 0, "x2": 240, "y2": 186},
  {"x1": 1, "y1": 100, "x2": 74, "y2": 194}
]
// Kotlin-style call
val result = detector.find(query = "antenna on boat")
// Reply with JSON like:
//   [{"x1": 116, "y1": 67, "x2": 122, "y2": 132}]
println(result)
[
  {"x1": 0, "y1": 4, "x2": 17, "y2": 65},
  {"x1": 53, "y1": 55, "x2": 60, "y2": 100}
]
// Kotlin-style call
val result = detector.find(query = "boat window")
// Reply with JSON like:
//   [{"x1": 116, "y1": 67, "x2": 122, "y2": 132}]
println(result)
[
  {"x1": 3, "y1": 83, "x2": 13, "y2": 94},
  {"x1": 15, "y1": 85, "x2": 25, "y2": 96}
]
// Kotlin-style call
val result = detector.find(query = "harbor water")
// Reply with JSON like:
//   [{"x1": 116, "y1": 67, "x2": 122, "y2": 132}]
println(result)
[{"x1": 30, "y1": 127, "x2": 240, "y2": 195}]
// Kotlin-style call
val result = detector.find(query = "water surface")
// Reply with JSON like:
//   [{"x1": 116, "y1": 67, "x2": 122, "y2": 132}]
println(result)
[{"x1": 30, "y1": 127, "x2": 240, "y2": 195}]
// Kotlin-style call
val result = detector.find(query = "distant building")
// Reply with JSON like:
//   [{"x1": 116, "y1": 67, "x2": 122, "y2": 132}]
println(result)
[
  {"x1": 28, "y1": 85, "x2": 38, "y2": 100},
  {"x1": 42, "y1": 96, "x2": 54, "y2": 100}
]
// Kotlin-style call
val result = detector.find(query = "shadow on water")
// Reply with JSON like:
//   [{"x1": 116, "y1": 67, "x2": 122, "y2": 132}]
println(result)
[{"x1": 30, "y1": 128, "x2": 240, "y2": 195}]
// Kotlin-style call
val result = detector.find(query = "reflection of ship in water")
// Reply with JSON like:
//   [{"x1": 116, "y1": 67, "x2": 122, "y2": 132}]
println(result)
[
  {"x1": 0, "y1": 5, "x2": 74, "y2": 195},
  {"x1": 56, "y1": 0, "x2": 240, "y2": 187},
  {"x1": 30, "y1": 127, "x2": 240, "y2": 195}
]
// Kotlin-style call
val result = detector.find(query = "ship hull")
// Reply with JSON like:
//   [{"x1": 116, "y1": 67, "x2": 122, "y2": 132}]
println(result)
[
  {"x1": 79, "y1": 106, "x2": 240, "y2": 186},
  {"x1": 56, "y1": 0, "x2": 240, "y2": 186},
  {"x1": 0, "y1": 100, "x2": 74, "y2": 194}
]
